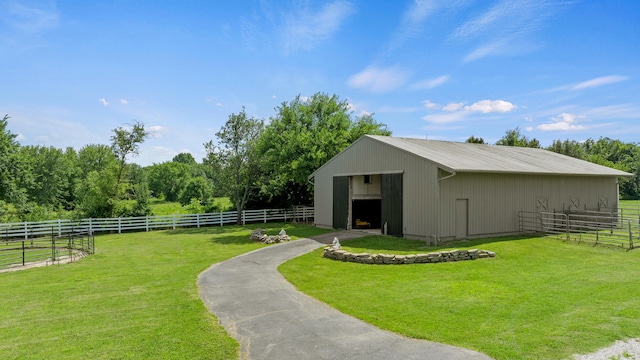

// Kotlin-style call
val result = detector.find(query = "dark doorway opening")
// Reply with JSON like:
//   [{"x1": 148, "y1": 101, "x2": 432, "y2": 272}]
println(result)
[{"x1": 352, "y1": 199, "x2": 381, "y2": 229}]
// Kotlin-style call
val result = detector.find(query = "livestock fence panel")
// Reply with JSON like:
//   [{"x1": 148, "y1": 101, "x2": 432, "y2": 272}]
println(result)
[
  {"x1": 0, "y1": 206, "x2": 313, "y2": 270},
  {"x1": 518, "y1": 207, "x2": 638, "y2": 250}
]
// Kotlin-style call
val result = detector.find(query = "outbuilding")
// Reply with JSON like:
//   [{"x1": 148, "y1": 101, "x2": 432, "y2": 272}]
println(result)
[{"x1": 309, "y1": 135, "x2": 631, "y2": 242}]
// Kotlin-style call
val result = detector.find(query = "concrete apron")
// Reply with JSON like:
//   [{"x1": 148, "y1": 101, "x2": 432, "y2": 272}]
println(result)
[{"x1": 197, "y1": 233, "x2": 492, "y2": 360}]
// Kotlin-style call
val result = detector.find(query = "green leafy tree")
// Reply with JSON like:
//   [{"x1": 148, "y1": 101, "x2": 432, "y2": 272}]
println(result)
[
  {"x1": 466, "y1": 136, "x2": 486, "y2": 144},
  {"x1": 147, "y1": 161, "x2": 192, "y2": 201},
  {"x1": 206, "y1": 107, "x2": 264, "y2": 224},
  {"x1": 172, "y1": 152, "x2": 196, "y2": 165},
  {"x1": 0, "y1": 115, "x2": 22, "y2": 204},
  {"x1": 256, "y1": 93, "x2": 390, "y2": 207},
  {"x1": 547, "y1": 139, "x2": 586, "y2": 160},
  {"x1": 109, "y1": 121, "x2": 149, "y2": 216},
  {"x1": 178, "y1": 176, "x2": 213, "y2": 207},
  {"x1": 496, "y1": 127, "x2": 541, "y2": 148}
]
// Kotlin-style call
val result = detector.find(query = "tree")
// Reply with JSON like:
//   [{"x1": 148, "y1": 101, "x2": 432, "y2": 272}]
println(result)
[
  {"x1": 147, "y1": 161, "x2": 192, "y2": 201},
  {"x1": 178, "y1": 176, "x2": 213, "y2": 207},
  {"x1": 207, "y1": 107, "x2": 264, "y2": 224},
  {"x1": 466, "y1": 136, "x2": 486, "y2": 144},
  {"x1": 109, "y1": 121, "x2": 149, "y2": 216},
  {"x1": 496, "y1": 127, "x2": 541, "y2": 148},
  {"x1": 547, "y1": 139, "x2": 585, "y2": 159},
  {"x1": 0, "y1": 115, "x2": 22, "y2": 204},
  {"x1": 172, "y1": 152, "x2": 196, "y2": 165},
  {"x1": 256, "y1": 93, "x2": 390, "y2": 207},
  {"x1": 110, "y1": 121, "x2": 149, "y2": 188}
]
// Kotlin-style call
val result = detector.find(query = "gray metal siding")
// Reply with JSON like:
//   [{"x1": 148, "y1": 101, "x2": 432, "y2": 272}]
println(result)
[
  {"x1": 438, "y1": 173, "x2": 620, "y2": 239},
  {"x1": 312, "y1": 136, "x2": 440, "y2": 238}
]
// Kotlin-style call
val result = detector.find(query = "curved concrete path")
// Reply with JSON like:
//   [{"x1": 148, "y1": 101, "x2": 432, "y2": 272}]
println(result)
[{"x1": 198, "y1": 232, "x2": 492, "y2": 360}]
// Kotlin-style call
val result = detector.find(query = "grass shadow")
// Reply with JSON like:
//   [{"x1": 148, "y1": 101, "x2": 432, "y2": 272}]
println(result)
[{"x1": 339, "y1": 234, "x2": 542, "y2": 253}]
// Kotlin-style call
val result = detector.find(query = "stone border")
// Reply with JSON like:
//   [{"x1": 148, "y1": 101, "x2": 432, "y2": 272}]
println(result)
[{"x1": 323, "y1": 247, "x2": 495, "y2": 264}]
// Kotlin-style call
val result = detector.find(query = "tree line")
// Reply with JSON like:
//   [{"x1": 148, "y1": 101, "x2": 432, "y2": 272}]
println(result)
[
  {"x1": 0, "y1": 93, "x2": 390, "y2": 223},
  {"x1": 467, "y1": 128, "x2": 640, "y2": 199},
  {"x1": 1, "y1": 94, "x2": 638, "y2": 224}
]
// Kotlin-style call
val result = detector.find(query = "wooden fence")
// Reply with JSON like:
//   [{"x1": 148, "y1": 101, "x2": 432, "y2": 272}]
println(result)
[{"x1": 0, "y1": 206, "x2": 314, "y2": 240}]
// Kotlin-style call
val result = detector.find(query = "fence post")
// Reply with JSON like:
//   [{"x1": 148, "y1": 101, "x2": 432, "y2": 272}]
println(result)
[
  {"x1": 118, "y1": 217, "x2": 122, "y2": 234},
  {"x1": 89, "y1": 218, "x2": 93, "y2": 234},
  {"x1": 629, "y1": 220, "x2": 634, "y2": 249},
  {"x1": 565, "y1": 214, "x2": 570, "y2": 241},
  {"x1": 197, "y1": 214, "x2": 200, "y2": 228},
  {"x1": 263, "y1": 209, "x2": 267, "y2": 223},
  {"x1": 220, "y1": 212, "x2": 223, "y2": 226},
  {"x1": 24, "y1": 221, "x2": 28, "y2": 240},
  {"x1": 146, "y1": 216, "x2": 149, "y2": 232},
  {"x1": 58, "y1": 219, "x2": 62, "y2": 237},
  {"x1": 22, "y1": 240, "x2": 25, "y2": 266}
]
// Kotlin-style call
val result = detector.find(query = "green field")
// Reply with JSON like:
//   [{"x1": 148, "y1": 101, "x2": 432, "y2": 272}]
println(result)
[
  {"x1": 280, "y1": 235, "x2": 640, "y2": 360},
  {"x1": 0, "y1": 223, "x2": 330, "y2": 360}
]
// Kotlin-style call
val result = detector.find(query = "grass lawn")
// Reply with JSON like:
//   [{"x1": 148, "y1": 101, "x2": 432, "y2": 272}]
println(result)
[
  {"x1": 280, "y1": 235, "x2": 640, "y2": 360},
  {"x1": 150, "y1": 197, "x2": 233, "y2": 216},
  {"x1": 0, "y1": 223, "x2": 330, "y2": 360}
]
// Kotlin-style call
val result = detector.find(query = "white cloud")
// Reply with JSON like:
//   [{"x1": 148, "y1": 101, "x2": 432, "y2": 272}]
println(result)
[
  {"x1": 16, "y1": 133, "x2": 26, "y2": 141},
  {"x1": 464, "y1": 100, "x2": 516, "y2": 113},
  {"x1": 272, "y1": 95, "x2": 277, "y2": 99},
  {"x1": 216, "y1": 102, "x2": 223, "y2": 107},
  {"x1": 120, "y1": 99, "x2": 128, "y2": 105},
  {"x1": 283, "y1": 0, "x2": 354, "y2": 52},
  {"x1": 422, "y1": 111, "x2": 469, "y2": 124},
  {"x1": 347, "y1": 66, "x2": 408, "y2": 93},
  {"x1": 423, "y1": 100, "x2": 439, "y2": 109},
  {"x1": 99, "y1": 98, "x2": 108, "y2": 106},
  {"x1": 537, "y1": 112, "x2": 586, "y2": 131},
  {"x1": 570, "y1": 75, "x2": 628, "y2": 91},
  {"x1": 148, "y1": 125, "x2": 169, "y2": 138},
  {"x1": 411, "y1": 75, "x2": 450, "y2": 90},
  {"x1": 443, "y1": 102, "x2": 464, "y2": 112}
]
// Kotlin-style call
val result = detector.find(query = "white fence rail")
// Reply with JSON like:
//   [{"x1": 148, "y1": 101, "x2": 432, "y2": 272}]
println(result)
[{"x1": 0, "y1": 207, "x2": 314, "y2": 240}]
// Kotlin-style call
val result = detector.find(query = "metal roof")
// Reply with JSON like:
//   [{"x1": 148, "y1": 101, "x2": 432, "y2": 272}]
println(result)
[{"x1": 366, "y1": 135, "x2": 632, "y2": 177}]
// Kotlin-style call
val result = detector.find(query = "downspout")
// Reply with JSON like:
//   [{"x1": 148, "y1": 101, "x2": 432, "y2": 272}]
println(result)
[{"x1": 438, "y1": 171, "x2": 456, "y2": 182}]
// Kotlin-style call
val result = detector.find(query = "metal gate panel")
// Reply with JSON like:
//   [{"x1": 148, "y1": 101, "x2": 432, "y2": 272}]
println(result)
[
  {"x1": 381, "y1": 173, "x2": 403, "y2": 236},
  {"x1": 332, "y1": 176, "x2": 349, "y2": 230}
]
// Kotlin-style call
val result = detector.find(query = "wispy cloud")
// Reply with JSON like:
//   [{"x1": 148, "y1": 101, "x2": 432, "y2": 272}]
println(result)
[
  {"x1": 452, "y1": 0, "x2": 572, "y2": 62},
  {"x1": 347, "y1": 65, "x2": 408, "y2": 93},
  {"x1": 1, "y1": 1, "x2": 59, "y2": 33},
  {"x1": 99, "y1": 98, "x2": 108, "y2": 107},
  {"x1": 570, "y1": 75, "x2": 628, "y2": 91},
  {"x1": 283, "y1": 0, "x2": 354, "y2": 52},
  {"x1": 537, "y1": 112, "x2": 586, "y2": 131},
  {"x1": 423, "y1": 100, "x2": 439, "y2": 109},
  {"x1": 120, "y1": 99, "x2": 128, "y2": 105},
  {"x1": 410, "y1": 75, "x2": 450, "y2": 90}
]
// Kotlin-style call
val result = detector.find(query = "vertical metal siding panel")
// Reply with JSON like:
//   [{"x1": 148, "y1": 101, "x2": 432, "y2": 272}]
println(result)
[{"x1": 313, "y1": 137, "x2": 439, "y2": 239}]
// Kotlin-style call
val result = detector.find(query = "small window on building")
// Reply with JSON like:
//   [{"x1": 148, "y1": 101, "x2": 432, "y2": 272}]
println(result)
[{"x1": 363, "y1": 175, "x2": 371, "y2": 184}]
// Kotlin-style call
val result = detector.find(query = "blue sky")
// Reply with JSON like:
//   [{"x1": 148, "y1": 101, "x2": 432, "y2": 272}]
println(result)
[{"x1": 1, "y1": 0, "x2": 639, "y2": 166}]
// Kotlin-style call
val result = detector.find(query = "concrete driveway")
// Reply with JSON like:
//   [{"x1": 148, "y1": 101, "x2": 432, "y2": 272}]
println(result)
[{"x1": 197, "y1": 232, "x2": 492, "y2": 360}]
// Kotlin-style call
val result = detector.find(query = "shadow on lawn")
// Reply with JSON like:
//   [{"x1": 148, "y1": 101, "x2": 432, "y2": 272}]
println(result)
[{"x1": 340, "y1": 234, "x2": 539, "y2": 252}]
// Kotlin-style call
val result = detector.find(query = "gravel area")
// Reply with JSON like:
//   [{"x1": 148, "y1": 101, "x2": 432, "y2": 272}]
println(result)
[{"x1": 574, "y1": 338, "x2": 640, "y2": 360}]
